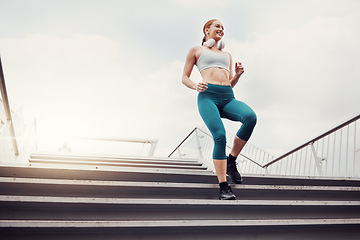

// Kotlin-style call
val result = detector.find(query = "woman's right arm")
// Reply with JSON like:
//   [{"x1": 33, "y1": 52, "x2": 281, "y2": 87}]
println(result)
[
  {"x1": 182, "y1": 47, "x2": 208, "y2": 92},
  {"x1": 182, "y1": 47, "x2": 198, "y2": 90}
]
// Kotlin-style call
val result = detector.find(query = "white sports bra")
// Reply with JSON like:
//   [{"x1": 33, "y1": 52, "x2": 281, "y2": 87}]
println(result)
[{"x1": 196, "y1": 48, "x2": 230, "y2": 72}]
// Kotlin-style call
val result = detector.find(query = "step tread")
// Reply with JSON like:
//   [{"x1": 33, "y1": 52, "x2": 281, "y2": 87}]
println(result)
[
  {"x1": 31, "y1": 152, "x2": 199, "y2": 163},
  {"x1": 2, "y1": 177, "x2": 360, "y2": 192},
  {"x1": 1, "y1": 218, "x2": 360, "y2": 228},
  {"x1": 29, "y1": 159, "x2": 207, "y2": 170},
  {"x1": 25, "y1": 164, "x2": 213, "y2": 174},
  {"x1": 29, "y1": 157, "x2": 202, "y2": 167},
  {"x1": 2, "y1": 195, "x2": 359, "y2": 206}
]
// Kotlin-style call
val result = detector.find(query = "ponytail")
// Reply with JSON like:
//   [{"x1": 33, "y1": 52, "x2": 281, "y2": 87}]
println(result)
[{"x1": 201, "y1": 36, "x2": 207, "y2": 46}]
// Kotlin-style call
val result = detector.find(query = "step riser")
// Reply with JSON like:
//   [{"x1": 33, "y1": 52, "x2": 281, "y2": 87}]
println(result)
[
  {"x1": 1, "y1": 201, "x2": 360, "y2": 220},
  {"x1": 1, "y1": 183, "x2": 360, "y2": 200},
  {"x1": 0, "y1": 167, "x2": 217, "y2": 184},
  {"x1": 1, "y1": 224, "x2": 360, "y2": 240}
]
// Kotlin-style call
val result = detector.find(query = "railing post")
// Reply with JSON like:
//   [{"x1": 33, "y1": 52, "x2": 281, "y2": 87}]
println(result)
[
  {"x1": 0, "y1": 55, "x2": 19, "y2": 156},
  {"x1": 354, "y1": 121, "x2": 358, "y2": 177},
  {"x1": 177, "y1": 148, "x2": 182, "y2": 159},
  {"x1": 195, "y1": 129, "x2": 204, "y2": 159},
  {"x1": 310, "y1": 142, "x2": 325, "y2": 176},
  {"x1": 148, "y1": 140, "x2": 158, "y2": 157}
]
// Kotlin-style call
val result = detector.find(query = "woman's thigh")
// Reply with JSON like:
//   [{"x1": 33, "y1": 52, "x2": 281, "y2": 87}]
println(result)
[
  {"x1": 221, "y1": 99, "x2": 256, "y2": 123},
  {"x1": 198, "y1": 96, "x2": 226, "y2": 137}
]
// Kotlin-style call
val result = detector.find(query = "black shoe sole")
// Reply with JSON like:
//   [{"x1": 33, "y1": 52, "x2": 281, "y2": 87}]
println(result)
[{"x1": 219, "y1": 195, "x2": 236, "y2": 200}]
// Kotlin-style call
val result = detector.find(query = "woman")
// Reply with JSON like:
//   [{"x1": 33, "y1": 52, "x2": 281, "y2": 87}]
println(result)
[{"x1": 182, "y1": 19, "x2": 257, "y2": 200}]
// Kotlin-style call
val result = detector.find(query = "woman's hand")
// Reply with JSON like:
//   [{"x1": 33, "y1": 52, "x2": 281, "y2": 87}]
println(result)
[
  {"x1": 235, "y1": 62, "x2": 244, "y2": 76},
  {"x1": 196, "y1": 82, "x2": 208, "y2": 92}
]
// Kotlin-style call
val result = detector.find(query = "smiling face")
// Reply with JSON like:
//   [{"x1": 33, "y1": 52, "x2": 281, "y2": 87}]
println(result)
[{"x1": 204, "y1": 20, "x2": 224, "y2": 42}]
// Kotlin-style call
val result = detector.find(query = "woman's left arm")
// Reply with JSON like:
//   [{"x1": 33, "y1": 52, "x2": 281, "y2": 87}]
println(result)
[{"x1": 229, "y1": 53, "x2": 244, "y2": 88}]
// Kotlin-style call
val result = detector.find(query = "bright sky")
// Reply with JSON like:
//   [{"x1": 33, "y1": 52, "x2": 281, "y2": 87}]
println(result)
[{"x1": 0, "y1": 0, "x2": 359, "y2": 157}]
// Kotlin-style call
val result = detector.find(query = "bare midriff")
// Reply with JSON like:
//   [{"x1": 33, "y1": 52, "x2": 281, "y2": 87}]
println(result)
[{"x1": 201, "y1": 68, "x2": 231, "y2": 86}]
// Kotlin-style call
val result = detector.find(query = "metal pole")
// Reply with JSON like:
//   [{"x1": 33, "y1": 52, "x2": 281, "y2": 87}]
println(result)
[
  {"x1": 0, "y1": 55, "x2": 19, "y2": 156},
  {"x1": 148, "y1": 140, "x2": 158, "y2": 157},
  {"x1": 354, "y1": 122, "x2": 357, "y2": 177},
  {"x1": 346, "y1": 125, "x2": 350, "y2": 177},
  {"x1": 195, "y1": 130, "x2": 204, "y2": 159},
  {"x1": 332, "y1": 132, "x2": 336, "y2": 176},
  {"x1": 168, "y1": 127, "x2": 197, "y2": 157}
]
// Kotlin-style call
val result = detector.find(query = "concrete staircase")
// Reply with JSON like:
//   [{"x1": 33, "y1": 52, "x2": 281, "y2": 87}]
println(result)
[{"x1": 1, "y1": 152, "x2": 360, "y2": 239}]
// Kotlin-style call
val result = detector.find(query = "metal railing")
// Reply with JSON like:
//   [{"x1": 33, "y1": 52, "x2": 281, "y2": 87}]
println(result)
[
  {"x1": 0, "y1": 56, "x2": 19, "y2": 156},
  {"x1": 1, "y1": 56, "x2": 38, "y2": 165},
  {"x1": 52, "y1": 137, "x2": 158, "y2": 157},
  {"x1": 168, "y1": 126, "x2": 275, "y2": 173},
  {"x1": 264, "y1": 114, "x2": 360, "y2": 178},
  {"x1": 169, "y1": 114, "x2": 360, "y2": 178}
]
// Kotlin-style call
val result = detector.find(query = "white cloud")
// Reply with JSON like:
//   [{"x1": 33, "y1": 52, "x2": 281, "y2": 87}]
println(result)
[
  {"x1": 0, "y1": 33, "x2": 204, "y2": 156},
  {"x1": 172, "y1": 0, "x2": 230, "y2": 7},
  {"x1": 1, "y1": 1, "x2": 359, "y2": 158},
  {"x1": 311, "y1": 0, "x2": 360, "y2": 17},
  {"x1": 226, "y1": 12, "x2": 360, "y2": 154},
  {"x1": 0, "y1": 34, "x2": 123, "y2": 136}
]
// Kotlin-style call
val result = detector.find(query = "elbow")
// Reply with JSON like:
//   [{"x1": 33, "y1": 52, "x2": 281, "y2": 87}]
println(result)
[{"x1": 181, "y1": 75, "x2": 188, "y2": 86}]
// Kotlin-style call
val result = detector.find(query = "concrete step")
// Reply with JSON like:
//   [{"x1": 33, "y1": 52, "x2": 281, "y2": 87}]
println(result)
[
  {"x1": 1, "y1": 219, "x2": 359, "y2": 240},
  {"x1": 242, "y1": 174, "x2": 360, "y2": 187},
  {"x1": 2, "y1": 164, "x2": 360, "y2": 188},
  {"x1": 29, "y1": 158, "x2": 208, "y2": 171},
  {"x1": 29, "y1": 153, "x2": 360, "y2": 187},
  {"x1": 30, "y1": 153, "x2": 203, "y2": 167},
  {"x1": 1, "y1": 196, "x2": 360, "y2": 221},
  {"x1": 0, "y1": 219, "x2": 360, "y2": 240},
  {"x1": 31, "y1": 152, "x2": 199, "y2": 163},
  {"x1": 0, "y1": 165, "x2": 218, "y2": 184},
  {"x1": 1, "y1": 177, "x2": 360, "y2": 201},
  {"x1": 2, "y1": 149, "x2": 360, "y2": 240}
]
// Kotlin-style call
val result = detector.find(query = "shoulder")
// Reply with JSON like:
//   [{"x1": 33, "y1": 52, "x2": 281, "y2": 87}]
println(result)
[
  {"x1": 185, "y1": 46, "x2": 203, "y2": 63},
  {"x1": 188, "y1": 46, "x2": 202, "y2": 55}
]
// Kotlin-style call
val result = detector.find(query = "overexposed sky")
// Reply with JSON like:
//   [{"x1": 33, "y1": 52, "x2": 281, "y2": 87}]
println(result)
[{"x1": 1, "y1": 0, "x2": 359, "y2": 156}]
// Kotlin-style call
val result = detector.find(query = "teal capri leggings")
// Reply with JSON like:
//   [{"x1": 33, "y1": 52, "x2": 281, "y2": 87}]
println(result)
[{"x1": 197, "y1": 83, "x2": 257, "y2": 160}]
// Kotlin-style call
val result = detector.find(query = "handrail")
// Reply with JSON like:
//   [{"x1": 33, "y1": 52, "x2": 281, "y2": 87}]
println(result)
[
  {"x1": 195, "y1": 127, "x2": 264, "y2": 167},
  {"x1": 55, "y1": 137, "x2": 158, "y2": 157},
  {"x1": 168, "y1": 127, "x2": 264, "y2": 168},
  {"x1": 170, "y1": 113, "x2": 359, "y2": 176},
  {"x1": 262, "y1": 114, "x2": 360, "y2": 168},
  {"x1": 0, "y1": 55, "x2": 19, "y2": 155},
  {"x1": 168, "y1": 128, "x2": 197, "y2": 157}
]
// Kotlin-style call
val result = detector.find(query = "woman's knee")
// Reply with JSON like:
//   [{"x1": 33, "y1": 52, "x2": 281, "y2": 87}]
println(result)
[
  {"x1": 213, "y1": 130, "x2": 226, "y2": 144},
  {"x1": 236, "y1": 111, "x2": 257, "y2": 141},
  {"x1": 247, "y1": 111, "x2": 257, "y2": 127},
  {"x1": 212, "y1": 130, "x2": 227, "y2": 160}
]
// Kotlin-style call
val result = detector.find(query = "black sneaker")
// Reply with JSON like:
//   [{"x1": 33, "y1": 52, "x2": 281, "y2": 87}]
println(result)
[
  {"x1": 219, "y1": 184, "x2": 236, "y2": 200},
  {"x1": 227, "y1": 156, "x2": 243, "y2": 184}
]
